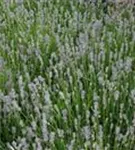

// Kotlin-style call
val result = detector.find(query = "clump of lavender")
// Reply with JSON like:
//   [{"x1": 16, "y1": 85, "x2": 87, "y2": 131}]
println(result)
[{"x1": 0, "y1": 0, "x2": 135, "y2": 150}]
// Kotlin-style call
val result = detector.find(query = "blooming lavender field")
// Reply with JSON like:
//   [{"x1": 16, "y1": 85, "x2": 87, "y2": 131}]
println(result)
[{"x1": 0, "y1": 0, "x2": 135, "y2": 150}]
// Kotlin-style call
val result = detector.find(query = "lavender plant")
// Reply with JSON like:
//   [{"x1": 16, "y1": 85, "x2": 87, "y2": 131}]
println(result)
[{"x1": 0, "y1": 0, "x2": 135, "y2": 150}]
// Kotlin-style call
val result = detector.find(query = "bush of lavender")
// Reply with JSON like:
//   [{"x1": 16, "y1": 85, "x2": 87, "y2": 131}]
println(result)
[{"x1": 0, "y1": 0, "x2": 135, "y2": 149}]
